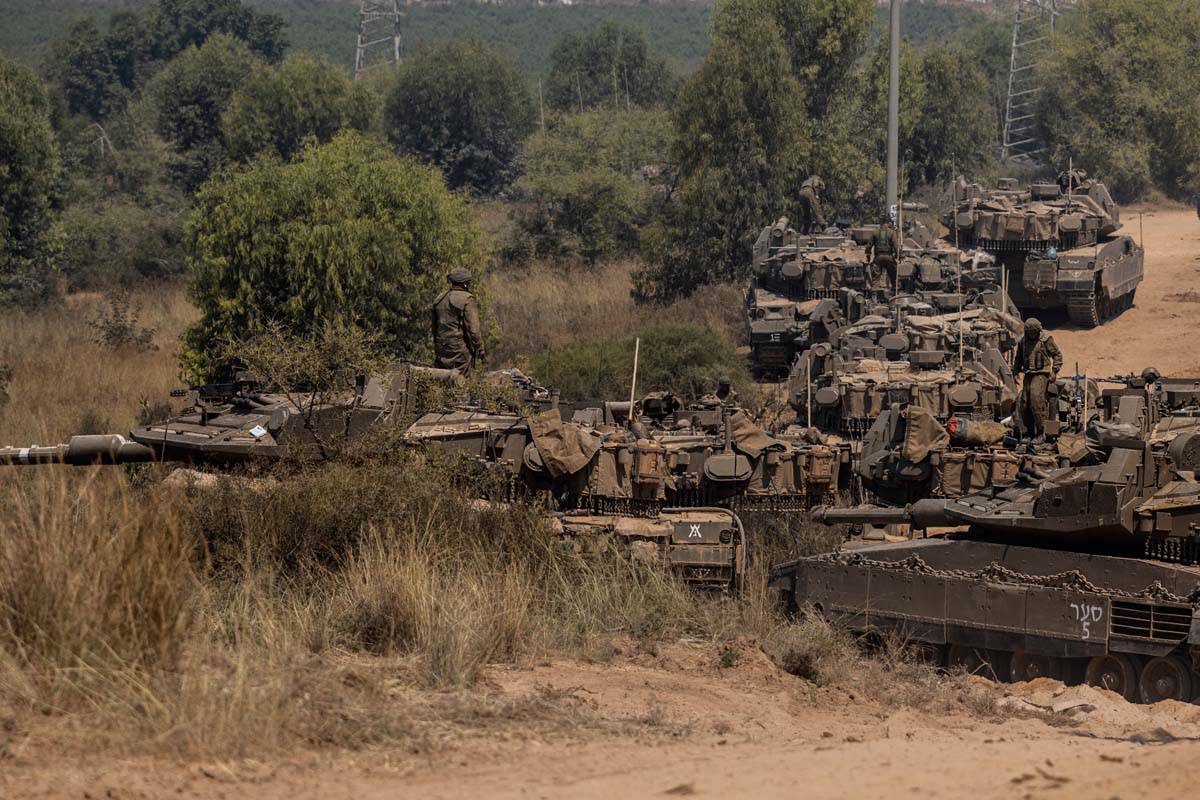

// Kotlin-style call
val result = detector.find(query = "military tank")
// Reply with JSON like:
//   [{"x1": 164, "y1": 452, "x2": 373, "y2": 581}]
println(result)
[
  {"x1": 0, "y1": 366, "x2": 466, "y2": 467},
  {"x1": 746, "y1": 213, "x2": 1004, "y2": 379},
  {"x1": 772, "y1": 374, "x2": 1200, "y2": 702},
  {"x1": 404, "y1": 396, "x2": 847, "y2": 591},
  {"x1": 746, "y1": 218, "x2": 859, "y2": 378},
  {"x1": 784, "y1": 297, "x2": 1022, "y2": 437},
  {"x1": 947, "y1": 173, "x2": 1144, "y2": 327}
]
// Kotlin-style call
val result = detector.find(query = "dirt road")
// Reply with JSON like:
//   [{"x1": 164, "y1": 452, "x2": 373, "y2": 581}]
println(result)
[
  {"x1": 8, "y1": 643, "x2": 1200, "y2": 800},
  {"x1": 1048, "y1": 205, "x2": 1200, "y2": 377}
]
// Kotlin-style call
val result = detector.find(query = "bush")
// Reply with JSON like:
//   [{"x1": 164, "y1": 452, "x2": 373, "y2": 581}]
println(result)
[
  {"x1": 384, "y1": 39, "x2": 535, "y2": 195},
  {"x1": 530, "y1": 322, "x2": 750, "y2": 402},
  {"x1": 88, "y1": 290, "x2": 158, "y2": 351},
  {"x1": 222, "y1": 51, "x2": 377, "y2": 163},
  {"x1": 182, "y1": 130, "x2": 486, "y2": 380},
  {"x1": 508, "y1": 109, "x2": 670, "y2": 265},
  {"x1": 57, "y1": 199, "x2": 186, "y2": 290}
]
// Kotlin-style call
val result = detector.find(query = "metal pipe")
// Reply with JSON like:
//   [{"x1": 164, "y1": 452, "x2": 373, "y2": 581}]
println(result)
[{"x1": 886, "y1": 0, "x2": 900, "y2": 214}]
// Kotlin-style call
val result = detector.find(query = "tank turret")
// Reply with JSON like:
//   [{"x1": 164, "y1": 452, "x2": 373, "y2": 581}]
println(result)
[{"x1": 945, "y1": 172, "x2": 1143, "y2": 327}]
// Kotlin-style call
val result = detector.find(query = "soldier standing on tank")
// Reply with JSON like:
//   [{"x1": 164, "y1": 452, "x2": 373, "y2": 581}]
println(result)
[
  {"x1": 865, "y1": 215, "x2": 900, "y2": 292},
  {"x1": 1012, "y1": 317, "x2": 1063, "y2": 441},
  {"x1": 432, "y1": 267, "x2": 485, "y2": 375},
  {"x1": 797, "y1": 177, "x2": 827, "y2": 234}
]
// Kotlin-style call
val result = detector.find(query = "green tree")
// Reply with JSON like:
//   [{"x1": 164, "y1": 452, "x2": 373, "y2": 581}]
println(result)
[
  {"x1": 50, "y1": 18, "x2": 124, "y2": 119},
  {"x1": 1038, "y1": 0, "x2": 1200, "y2": 198},
  {"x1": 151, "y1": 0, "x2": 287, "y2": 62},
  {"x1": 763, "y1": 0, "x2": 874, "y2": 119},
  {"x1": 222, "y1": 52, "x2": 376, "y2": 163},
  {"x1": 0, "y1": 58, "x2": 62, "y2": 306},
  {"x1": 908, "y1": 45, "x2": 995, "y2": 187},
  {"x1": 544, "y1": 21, "x2": 677, "y2": 112},
  {"x1": 513, "y1": 108, "x2": 670, "y2": 264},
  {"x1": 531, "y1": 323, "x2": 750, "y2": 402},
  {"x1": 384, "y1": 40, "x2": 535, "y2": 195},
  {"x1": 634, "y1": 0, "x2": 807, "y2": 301},
  {"x1": 145, "y1": 33, "x2": 260, "y2": 187},
  {"x1": 182, "y1": 131, "x2": 485, "y2": 380}
]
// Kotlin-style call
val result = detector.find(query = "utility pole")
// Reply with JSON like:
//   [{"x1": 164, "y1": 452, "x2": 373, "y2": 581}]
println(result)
[
  {"x1": 885, "y1": 0, "x2": 900, "y2": 218},
  {"x1": 354, "y1": 0, "x2": 404, "y2": 80}
]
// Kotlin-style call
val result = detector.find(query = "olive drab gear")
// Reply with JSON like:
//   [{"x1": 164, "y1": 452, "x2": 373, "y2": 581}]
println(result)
[
  {"x1": 432, "y1": 285, "x2": 484, "y2": 373},
  {"x1": 865, "y1": 222, "x2": 900, "y2": 291},
  {"x1": 1013, "y1": 326, "x2": 1062, "y2": 439},
  {"x1": 797, "y1": 177, "x2": 826, "y2": 235},
  {"x1": 1013, "y1": 328, "x2": 1062, "y2": 377}
]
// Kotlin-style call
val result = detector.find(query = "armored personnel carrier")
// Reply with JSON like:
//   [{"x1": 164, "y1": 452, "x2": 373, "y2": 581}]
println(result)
[
  {"x1": 773, "y1": 373, "x2": 1200, "y2": 702},
  {"x1": 947, "y1": 174, "x2": 1143, "y2": 327}
]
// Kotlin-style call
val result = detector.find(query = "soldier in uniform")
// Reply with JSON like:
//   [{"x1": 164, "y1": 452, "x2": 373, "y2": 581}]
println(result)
[
  {"x1": 1012, "y1": 317, "x2": 1063, "y2": 441},
  {"x1": 864, "y1": 215, "x2": 900, "y2": 292},
  {"x1": 432, "y1": 267, "x2": 485, "y2": 374},
  {"x1": 697, "y1": 377, "x2": 738, "y2": 408},
  {"x1": 797, "y1": 176, "x2": 827, "y2": 234},
  {"x1": 1191, "y1": 194, "x2": 1200, "y2": 220}
]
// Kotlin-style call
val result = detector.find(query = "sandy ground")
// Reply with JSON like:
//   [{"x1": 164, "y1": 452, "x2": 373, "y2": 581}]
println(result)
[
  {"x1": 3, "y1": 207, "x2": 1199, "y2": 799},
  {"x1": 1046, "y1": 205, "x2": 1200, "y2": 377},
  {"x1": 9, "y1": 641, "x2": 1200, "y2": 800}
]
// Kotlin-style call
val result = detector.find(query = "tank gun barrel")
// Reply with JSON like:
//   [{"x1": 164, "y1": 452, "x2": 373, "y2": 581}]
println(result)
[
  {"x1": 0, "y1": 435, "x2": 155, "y2": 466},
  {"x1": 810, "y1": 499, "x2": 952, "y2": 529}
]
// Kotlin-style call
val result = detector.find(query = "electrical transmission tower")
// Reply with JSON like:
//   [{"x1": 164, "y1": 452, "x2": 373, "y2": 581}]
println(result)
[
  {"x1": 1002, "y1": 0, "x2": 1074, "y2": 163},
  {"x1": 354, "y1": 0, "x2": 403, "y2": 80}
]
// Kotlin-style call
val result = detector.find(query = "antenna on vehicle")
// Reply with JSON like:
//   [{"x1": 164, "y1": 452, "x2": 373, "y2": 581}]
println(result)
[
  {"x1": 806, "y1": 351, "x2": 813, "y2": 429},
  {"x1": 628, "y1": 337, "x2": 641, "y2": 426},
  {"x1": 1067, "y1": 155, "x2": 1073, "y2": 209}
]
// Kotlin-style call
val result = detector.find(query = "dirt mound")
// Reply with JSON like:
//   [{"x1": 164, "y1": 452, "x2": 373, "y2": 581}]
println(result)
[{"x1": 1001, "y1": 677, "x2": 1200, "y2": 739}]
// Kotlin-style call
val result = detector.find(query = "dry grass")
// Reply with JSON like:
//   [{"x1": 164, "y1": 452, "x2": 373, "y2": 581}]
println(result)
[
  {"x1": 0, "y1": 289, "x2": 195, "y2": 444},
  {"x1": 489, "y1": 260, "x2": 746, "y2": 364},
  {"x1": 0, "y1": 271, "x2": 967, "y2": 763}
]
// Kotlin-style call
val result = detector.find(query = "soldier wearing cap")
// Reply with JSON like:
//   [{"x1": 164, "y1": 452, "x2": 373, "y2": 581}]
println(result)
[
  {"x1": 797, "y1": 176, "x2": 827, "y2": 235},
  {"x1": 432, "y1": 267, "x2": 484, "y2": 374},
  {"x1": 865, "y1": 214, "x2": 900, "y2": 292},
  {"x1": 1012, "y1": 317, "x2": 1063, "y2": 440}
]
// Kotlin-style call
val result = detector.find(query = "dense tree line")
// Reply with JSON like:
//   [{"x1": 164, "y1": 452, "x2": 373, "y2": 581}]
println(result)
[{"x1": 7, "y1": 0, "x2": 1191, "y2": 369}]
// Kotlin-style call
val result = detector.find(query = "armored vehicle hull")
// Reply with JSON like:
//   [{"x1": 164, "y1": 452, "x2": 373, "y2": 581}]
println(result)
[
  {"x1": 771, "y1": 537, "x2": 1200, "y2": 701},
  {"x1": 948, "y1": 175, "x2": 1143, "y2": 327},
  {"x1": 1008, "y1": 235, "x2": 1144, "y2": 327}
]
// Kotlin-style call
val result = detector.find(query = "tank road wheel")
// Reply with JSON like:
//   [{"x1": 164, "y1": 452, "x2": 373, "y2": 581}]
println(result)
[
  {"x1": 1009, "y1": 650, "x2": 1064, "y2": 683},
  {"x1": 1067, "y1": 288, "x2": 1101, "y2": 328},
  {"x1": 1138, "y1": 656, "x2": 1193, "y2": 704},
  {"x1": 1084, "y1": 653, "x2": 1140, "y2": 701}
]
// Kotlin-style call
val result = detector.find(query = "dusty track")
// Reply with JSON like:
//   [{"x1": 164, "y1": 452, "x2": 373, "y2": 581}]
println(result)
[
  {"x1": 8, "y1": 643, "x2": 1200, "y2": 800},
  {"x1": 3, "y1": 207, "x2": 1198, "y2": 799},
  {"x1": 1047, "y1": 205, "x2": 1200, "y2": 377}
]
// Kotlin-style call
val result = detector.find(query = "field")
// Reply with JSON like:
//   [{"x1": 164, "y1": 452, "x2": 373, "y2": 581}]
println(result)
[{"x1": 0, "y1": 206, "x2": 1199, "y2": 797}]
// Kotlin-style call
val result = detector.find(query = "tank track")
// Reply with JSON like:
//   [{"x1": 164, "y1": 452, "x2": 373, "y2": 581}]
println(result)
[{"x1": 1065, "y1": 286, "x2": 1136, "y2": 328}]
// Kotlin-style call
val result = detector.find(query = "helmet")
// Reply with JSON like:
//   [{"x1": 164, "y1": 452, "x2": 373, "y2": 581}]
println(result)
[
  {"x1": 1024, "y1": 317, "x2": 1043, "y2": 335},
  {"x1": 447, "y1": 267, "x2": 473, "y2": 286}
]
